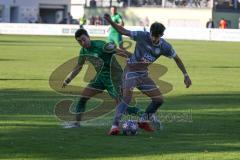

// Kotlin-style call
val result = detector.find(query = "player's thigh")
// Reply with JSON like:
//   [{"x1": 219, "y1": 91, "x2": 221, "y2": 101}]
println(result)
[
  {"x1": 105, "y1": 84, "x2": 121, "y2": 101},
  {"x1": 81, "y1": 87, "x2": 103, "y2": 98},
  {"x1": 121, "y1": 87, "x2": 133, "y2": 104},
  {"x1": 84, "y1": 78, "x2": 104, "y2": 98},
  {"x1": 88, "y1": 76, "x2": 105, "y2": 90},
  {"x1": 121, "y1": 77, "x2": 139, "y2": 104},
  {"x1": 138, "y1": 77, "x2": 163, "y2": 101},
  {"x1": 122, "y1": 75, "x2": 138, "y2": 90},
  {"x1": 107, "y1": 87, "x2": 121, "y2": 104}
]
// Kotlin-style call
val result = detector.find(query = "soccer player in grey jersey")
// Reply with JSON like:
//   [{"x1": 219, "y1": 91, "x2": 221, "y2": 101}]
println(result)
[{"x1": 104, "y1": 14, "x2": 192, "y2": 135}]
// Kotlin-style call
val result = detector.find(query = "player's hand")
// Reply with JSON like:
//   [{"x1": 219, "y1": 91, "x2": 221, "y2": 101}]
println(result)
[
  {"x1": 104, "y1": 13, "x2": 111, "y2": 22},
  {"x1": 116, "y1": 48, "x2": 126, "y2": 54},
  {"x1": 116, "y1": 48, "x2": 127, "y2": 57},
  {"x1": 116, "y1": 48, "x2": 132, "y2": 58},
  {"x1": 184, "y1": 75, "x2": 192, "y2": 88},
  {"x1": 62, "y1": 81, "x2": 68, "y2": 88},
  {"x1": 62, "y1": 78, "x2": 71, "y2": 88}
]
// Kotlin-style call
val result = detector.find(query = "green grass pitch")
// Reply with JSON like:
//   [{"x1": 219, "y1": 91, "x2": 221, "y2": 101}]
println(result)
[{"x1": 0, "y1": 35, "x2": 240, "y2": 160}]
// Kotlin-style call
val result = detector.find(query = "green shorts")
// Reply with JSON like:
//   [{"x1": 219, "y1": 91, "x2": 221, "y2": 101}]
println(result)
[
  {"x1": 108, "y1": 33, "x2": 123, "y2": 47},
  {"x1": 88, "y1": 74, "x2": 122, "y2": 99}
]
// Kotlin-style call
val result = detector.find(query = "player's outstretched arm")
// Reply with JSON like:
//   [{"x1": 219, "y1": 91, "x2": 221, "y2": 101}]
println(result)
[
  {"x1": 62, "y1": 64, "x2": 83, "y2": 88},
  {"x1": 104, "y1": 13, "x2": 130, "y2": 37},
  {"x1": 173, "y1": 55, "x2": 192, "y2": 88}
]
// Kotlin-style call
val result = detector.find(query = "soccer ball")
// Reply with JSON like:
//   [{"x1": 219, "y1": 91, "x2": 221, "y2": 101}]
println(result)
[
  {"x1": 122, "y1": 120, "x2": 138, "y2": 136},
  {"x1": 103, "y1": 42, "x2": 116, "y2": 54}
]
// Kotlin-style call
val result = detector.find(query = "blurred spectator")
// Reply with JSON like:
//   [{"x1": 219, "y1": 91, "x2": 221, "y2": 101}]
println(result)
[
  {"x1": 90, "y1": 0, "x2": 97, "y2": 8},
  {"x1": 194, "y1": 0, "x2": 201, "y2": 7},
  {"x1": 84, "y1": 0, "x2": 213, "y2": 7},
  {"x1": 102, "y1": 15, "x2": 108, "y2": 25},
  {"x1": 144, "y1": 16, "x2": 150, "y2": 27},
  {"x1": 90, "y1": 16, "x2": 96, "y2": 25},
  {"x1": 175, "y1": 0, "x2": 187, "y2": 7},
  {"x1": 219, "y1": 18, "x2": 227, "y2": 29},
  {"x1": 95, "y1": 16, "x2": 102, "y2": 25},
  {"x1": 215, "y1": 0, "x2": 234, "y2": 9},
  {"x1": 120, "y1": 0, "x2": 128, "y2": 7},
  {"x1": 203, "y1": 0, "x2": 210, "y2": 7},
  {"x1": 71, "y1": 19, "x2": 79, "y2": 24},
  {"x1": 108, "y1": 6, "x2": 124, "y2": 47},
  {"x1": 155, "y1": 0, "x2": 162, "y2": 5},
  {"x1": 238, "y1": 17, "x2": 240, "y2": 29},
  {"x1": 140, "y1": 16, "x2": 150, "y2": 31},
  {"x1": 144, "y1": 16, "x2": 150, "y2": 31},
  {"x1": 67, "y1": 12, "x2": 73, "y2": 24},
  {"x1": 206, "y1": 18, "x2": 214, "y2": 28},
  {"x1": 79, "y1": 14, "x2": 87, "y2": 28},
  {"x1": 117, "y1": 0, "x2": 128, "y2": 7},
  {"x1": 27, "y1": 15, "x2": 35, "y2": 23},
  {"x1": 131, "y1": 0, "x2": 139, "y2": 6},
  {"x1": 58, "y1": 14, "x2": 78, "y2": 25},
  {"x1": 59, "y1": 18, "x2": 67, "y2": 24},
  {"x1": 35, "y1": 14, "x2": 42, "y2": 23},
  {"x1": 84, "y1": 14, "x2": 126, "y2": 26}
]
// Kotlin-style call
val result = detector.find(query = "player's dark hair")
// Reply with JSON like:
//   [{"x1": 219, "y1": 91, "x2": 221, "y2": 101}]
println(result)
[
  {"x1": 111, "y1": 6, "x2": 117, "y2": 10},
  {"x1": 75, "y1": 28, "x2": 89, "y2": 39},
  {"x1": 150, "y1": 22, "x2": 165, "y2": 37}
]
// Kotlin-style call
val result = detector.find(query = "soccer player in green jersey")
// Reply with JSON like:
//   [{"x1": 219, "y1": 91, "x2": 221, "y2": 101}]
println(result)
[
  {"x1": 62, "y1": 28, "x2": 143, "y2": 128},
  {"x1": 108, "y1": 6, "x2": 124, "y2": 47}
]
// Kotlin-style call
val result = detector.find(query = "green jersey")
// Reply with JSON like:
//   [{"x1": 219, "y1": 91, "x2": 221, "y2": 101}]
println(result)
[
  {"x1": 110, "y1": 13, "x2": 123, "y2": 34},
  {"x1": 78, "y1": 40, "x2": 122, "y2": 99},
  {"x1": 78, "y1": 40, "x2": 122, "y2": 75}
]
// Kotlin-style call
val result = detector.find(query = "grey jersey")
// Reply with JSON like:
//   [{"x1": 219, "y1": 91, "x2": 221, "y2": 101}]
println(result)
[{"x1": 128, "y1": 31, "x2": 176, "y2": 64}]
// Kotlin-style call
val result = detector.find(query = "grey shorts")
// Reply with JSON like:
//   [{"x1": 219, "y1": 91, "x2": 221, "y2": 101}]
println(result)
[{"x1": 122, "y1": 71, "x2": 158, "y2": 91}]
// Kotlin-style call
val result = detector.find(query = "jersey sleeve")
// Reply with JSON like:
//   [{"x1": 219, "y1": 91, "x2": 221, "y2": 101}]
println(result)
[
  {"x1": 130, "y1": 31, "x2": 147, "y2": 42},
  {"x1": 78, "y1": 49, "x2": 86, "y2": 65},
  {"x1": 161, "y1": 40, "x2": 177, "y2": 59},
  {"x1": 103, "y1": 42, "x2": 116, "y2": 54}
]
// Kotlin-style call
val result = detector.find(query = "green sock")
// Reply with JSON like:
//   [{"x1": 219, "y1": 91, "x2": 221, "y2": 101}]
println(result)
[{"x1": 76, "y1": 97, "x2": 88, "y2": 113}]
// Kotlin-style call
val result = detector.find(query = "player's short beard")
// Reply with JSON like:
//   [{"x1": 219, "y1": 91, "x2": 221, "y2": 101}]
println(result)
[{"x1": 151, "y1": 39, "x2": 160, "y2": 46}]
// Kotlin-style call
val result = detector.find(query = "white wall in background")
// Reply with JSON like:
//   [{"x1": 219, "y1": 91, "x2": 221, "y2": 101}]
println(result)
[{"x1": 1, "y1": 23, "x2": 240, "y2": 42}]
